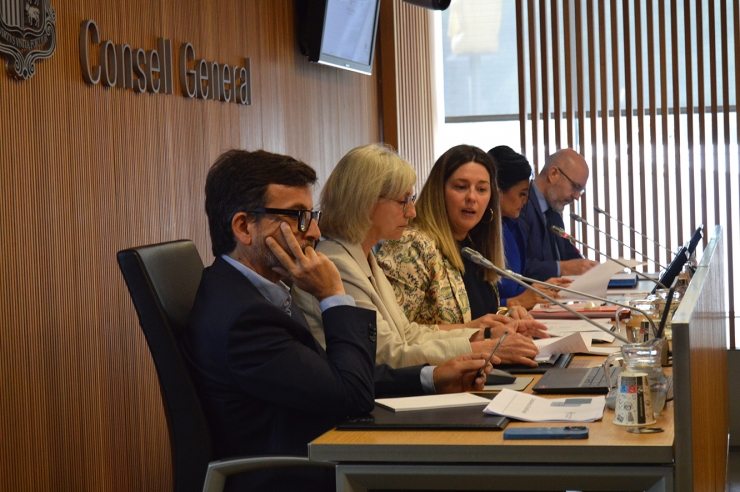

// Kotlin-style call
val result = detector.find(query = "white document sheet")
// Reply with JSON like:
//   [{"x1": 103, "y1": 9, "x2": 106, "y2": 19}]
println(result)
[
  {"x1": 483, "y1": 388, "x2": 605, "y2": 422},
  {"x1": 561, "y1": 259, "x2": 642, "y2": 301},
  {"x1": 375, "y1": 393, "x2": 491, "y2": 412},
  {"x1": 541, "y1": 318, "x2": 615, "y2": 335},
  {"x1": 534, "y1": 331, "x2": 621, "y2": 356}
]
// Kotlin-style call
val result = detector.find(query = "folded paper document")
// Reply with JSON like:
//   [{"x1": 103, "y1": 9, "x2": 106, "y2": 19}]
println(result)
[
  {"x1": 561, "y1": 259, "x2": 642, "y2": 301},
  {"x1": 483, "y1": 388, "x2": 605, "y2": 422},
  {"x1": 535, "y1": 331, "x2": 621, "y2": 356}
]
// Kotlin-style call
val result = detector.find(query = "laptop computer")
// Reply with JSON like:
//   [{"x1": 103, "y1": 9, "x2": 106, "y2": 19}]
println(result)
[
  {"x1": 497, "y1": 353, "x2": 574, "y2": 374},
  {"x1": 532, "y1": 365, "x2": 621, "y2": 394},
  {"x1": 533, "y1": 280, "x2": 677, "y2": 395}
]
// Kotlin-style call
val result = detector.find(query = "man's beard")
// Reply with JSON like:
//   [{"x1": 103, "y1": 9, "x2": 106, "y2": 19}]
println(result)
[
  {"x1": 252, "y1": 229, "x2": 313, "y2": 275},
  {"x1": 545, "y1": 187, "x2": 567, "y2": 214}
]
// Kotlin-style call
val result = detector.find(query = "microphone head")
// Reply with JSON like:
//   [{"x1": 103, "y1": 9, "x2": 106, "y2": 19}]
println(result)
[
  {"x1": 460, "y1": 246, "x2": 482, "y2": 262},
  {"x1": 569, "y1": 212, "x2": 586, "y2": 223},
  {"x1": 593, "y1": 206, "x2": 607, "y2": 215},
  {"x1": 550, "y1": 225, "x2": 567, "y2": 238}
]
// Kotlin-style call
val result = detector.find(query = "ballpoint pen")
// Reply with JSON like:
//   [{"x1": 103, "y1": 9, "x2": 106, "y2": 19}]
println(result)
[{"x1": 475, "y1": 331, "x2": 509, "y2": 380}]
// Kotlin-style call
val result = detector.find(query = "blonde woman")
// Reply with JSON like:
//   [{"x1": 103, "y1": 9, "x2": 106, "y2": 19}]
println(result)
[
  {"x1": 376, "y1": 145, "x2": 542, "y2": 367},
  {"x1": 293, "y1": 144, "x2": 544, "y2": 368}
]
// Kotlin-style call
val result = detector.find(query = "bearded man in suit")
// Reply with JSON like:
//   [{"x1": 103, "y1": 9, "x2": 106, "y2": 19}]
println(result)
[{"x1": 519, "y1": 149, "x2": 599, "y2": 281}]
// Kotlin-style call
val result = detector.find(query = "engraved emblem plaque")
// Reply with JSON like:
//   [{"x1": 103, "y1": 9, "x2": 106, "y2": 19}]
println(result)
[{"x1": 1, "y1": 0, "x2": 56, "y2": 79}]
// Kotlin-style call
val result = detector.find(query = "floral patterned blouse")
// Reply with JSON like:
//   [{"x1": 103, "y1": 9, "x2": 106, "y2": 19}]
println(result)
[{"x1": 376, "y1": 227, "x2": 472, "y2": 325}]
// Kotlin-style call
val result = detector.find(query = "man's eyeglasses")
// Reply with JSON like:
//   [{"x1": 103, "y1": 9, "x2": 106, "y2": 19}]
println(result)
[
  {"x1": 554, "y1": 167, "x2": 586, "y2": 195},
  {"x1": 246, "y1": 208, "x2": 322, "y2": 233},
  {"x1": 388, "y1": 193, "x2": 417, "y2": 213}
]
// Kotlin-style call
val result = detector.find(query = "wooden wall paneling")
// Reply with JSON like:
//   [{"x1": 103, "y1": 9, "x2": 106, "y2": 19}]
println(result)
[
  {"x1": 707, "y1": 0, "x2": 719, "y2": 232},
  {"x1": 609, "y1": 0, "x2": 624, "y2": 250},
  {"x1": 563, "y1": 0, "x2": 576, "y2": 149},
  {"x1": 683, "y1": 0, "x2": 696, "y2": 233},
  {"x1": 585, "y1": 0, "x2": 596, "y2": 249},
  {"x1": 598, "y1": 1, "x2": 611, "y2": 258},
  {"x1": 670, "y1": 0, "x2": 684, "y2": 246},
  {"x1": 515, "y1": 0, "x2": 527, "y2": 155},
  {"x1": 634, "y1": 0, "x2": 647, "y2": 254},
  {"x1": 527, "y1": 0, "x2": 540, "y2": 171},
  {"x1": 695, "y1": 0, "x2": 708, "y2": 237},
  {"x1": 0, "y1": 0, "x2": 380, "y2": 490},
  {"x1": 538, "y1": 0, "x2": 550, "y2": 157},
  {"x1": 646, "y1": 0, "x2": 659, "y2": 260},
  {"x1": 720, "y1": 0, "x2": 736, "y2": 349},
  {"x1": 621, "y1": 0, "x2": 636, "y2": 253},
  {"x1": 550, "y1": 0, "x2": 561, "y2": 149},
  {"x1": 658, "y1": 0, "x2": 670, "y2": 263},
  {"x1": 377, "y1": 0, "x2": 434, "y2": 181},
  {"x1": 573, "y1": 0, "x2": 584, "y2": 167}
]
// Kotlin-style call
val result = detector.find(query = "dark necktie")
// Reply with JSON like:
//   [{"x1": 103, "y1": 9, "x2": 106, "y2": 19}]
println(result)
[{"x1": 544, "y1": 208, "x2": 562, "y2": 261}]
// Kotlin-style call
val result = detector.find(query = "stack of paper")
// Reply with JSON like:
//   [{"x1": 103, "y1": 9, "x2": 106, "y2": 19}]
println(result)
[{"x1": 483, "y1": 388, "x2": 605, "y2": 422}]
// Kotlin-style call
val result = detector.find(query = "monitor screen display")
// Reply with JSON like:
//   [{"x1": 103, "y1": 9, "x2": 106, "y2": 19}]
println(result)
[{"x1": 319, "y1": 0, "x2": 380, "y2": 74}]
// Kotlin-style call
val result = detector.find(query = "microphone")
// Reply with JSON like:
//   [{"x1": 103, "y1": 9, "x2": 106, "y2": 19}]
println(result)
[
  {"x1": 550, "y1": 225, "x2": 667, "y2": 290},
  {"x1": 593, "y1": 206, "x2": 673, "y2": 255},
  {"x1": 570, "y1": 213, "x2": 667, "y2": 270},
  {"x1": 460, "y1": 247, "x2": 632, "y2": 344},
  {"x1": 504, "y1": 267, "x2": 660, "y2": 342}
]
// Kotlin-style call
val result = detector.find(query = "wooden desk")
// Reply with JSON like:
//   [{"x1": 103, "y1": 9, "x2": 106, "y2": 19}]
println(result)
[
  {"x1": 310, "y1": 364, "x2": 676, "y2": 492},
  {"x1": 310, "y1": 226, "x2": 728, "y2": 492}
]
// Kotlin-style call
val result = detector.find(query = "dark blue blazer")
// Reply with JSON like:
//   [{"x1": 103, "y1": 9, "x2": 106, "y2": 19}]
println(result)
[
  {"x1": 518, "y1": 183, "x2": 583, "y2": 280},
  {"x1": 182, "y1": 257, "x2": 424, "y2": 491},
  {"x1": 500, "y1": 217, "x2": 527, "y2": 304}
]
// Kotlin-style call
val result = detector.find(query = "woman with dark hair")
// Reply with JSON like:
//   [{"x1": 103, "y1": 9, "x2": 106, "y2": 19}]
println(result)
[
  {"x1": 488, "y1": 145, "x2": 571, "y2": 309},
  {"x1": 377, "y1": 144, "x2": 545, "y2": 367}
]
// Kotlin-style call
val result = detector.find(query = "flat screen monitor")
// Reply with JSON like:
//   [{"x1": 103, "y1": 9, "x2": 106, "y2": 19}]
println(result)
[
  {"x1": 299, "y1": 0, "x2": 382, "y2": 76},
  {"x1": 652, "y1": 245, "x2": 689, "y2": 294},
  {"x1": 686, "y1": 225, "x2": 704, "y2": 256}
]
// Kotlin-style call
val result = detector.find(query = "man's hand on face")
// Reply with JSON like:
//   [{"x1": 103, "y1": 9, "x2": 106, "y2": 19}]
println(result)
[{"x1": 265, "y1": 223, "x2": 345, "y2": 301}]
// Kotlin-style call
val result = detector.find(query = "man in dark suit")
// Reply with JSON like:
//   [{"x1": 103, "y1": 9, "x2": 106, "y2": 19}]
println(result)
[
  {"x1": 519, "y1": 149, "x2": 599, "y2": 281},
  {"x1": 181, "y1": 149, "x2": 494, "y2": 492}
]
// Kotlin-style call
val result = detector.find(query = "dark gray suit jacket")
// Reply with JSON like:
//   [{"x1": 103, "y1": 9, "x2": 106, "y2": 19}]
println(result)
[
  {"x1": 182, "y1": 257, "x2": 425, "y2": 491},
  {"x1": 518, "y1": 183, "x2": 583, "y2": 280}
]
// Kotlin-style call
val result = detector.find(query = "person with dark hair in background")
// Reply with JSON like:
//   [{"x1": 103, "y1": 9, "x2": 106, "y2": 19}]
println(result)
[
  {"x1": 487, "y1": 145, "x2": 571, "y2": 310},
  {"x1": 518, "y1": 149, "x2": 599, "y2": 281},
  {"x1": 181, "y1": 149, "x2": 494, "y2": 492}
]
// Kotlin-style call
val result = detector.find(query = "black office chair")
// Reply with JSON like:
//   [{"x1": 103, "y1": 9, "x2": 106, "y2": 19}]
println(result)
[{"x1": 117, "y1": 240, "x2": 331, "y2": 492}]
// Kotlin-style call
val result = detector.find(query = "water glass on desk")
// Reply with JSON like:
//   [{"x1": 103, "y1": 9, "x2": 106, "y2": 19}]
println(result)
[{"x1": 604, "y1": 338, "x2": 668, "y2": 418}]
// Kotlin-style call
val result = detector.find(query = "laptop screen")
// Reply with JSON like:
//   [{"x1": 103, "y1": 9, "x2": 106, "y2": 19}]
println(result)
[{"x1": 652, "y1": 246, "x2": 689, "y2": 294}]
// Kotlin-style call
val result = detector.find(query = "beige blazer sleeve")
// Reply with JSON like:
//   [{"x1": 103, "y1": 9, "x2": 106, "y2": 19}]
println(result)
[{"x1": 315, "y1": 238, "x2": 477, "y2": 368}]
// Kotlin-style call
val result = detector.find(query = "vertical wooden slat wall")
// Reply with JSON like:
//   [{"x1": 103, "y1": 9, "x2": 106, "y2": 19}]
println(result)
[
  {"x1": 378, "y1": 0, "x2": 435, "y2": 178},
  {"x1": 0, "y1": 0, "x2": 380, "y2": 490},
  {"x1": 515, "y1": 0, "x2": 739, "y2": 342}
]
